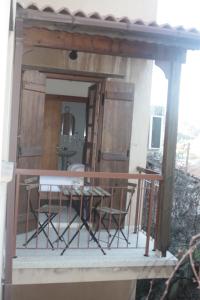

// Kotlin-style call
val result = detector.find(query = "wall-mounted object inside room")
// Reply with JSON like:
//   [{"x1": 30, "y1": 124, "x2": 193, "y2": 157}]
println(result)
[{"x1": 61, "y1": 106, "x2": 75, "y2": 136}]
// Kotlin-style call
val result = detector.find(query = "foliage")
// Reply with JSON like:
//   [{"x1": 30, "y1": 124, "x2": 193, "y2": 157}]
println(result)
[{"x1": 136, "y1": 161, "x2": 200, "y2": 300}]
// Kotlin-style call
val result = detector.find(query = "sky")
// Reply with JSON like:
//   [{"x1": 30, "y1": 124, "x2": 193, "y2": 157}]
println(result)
[{"x1": 151, "y1": 0, "x2": 200, "y2": 132}]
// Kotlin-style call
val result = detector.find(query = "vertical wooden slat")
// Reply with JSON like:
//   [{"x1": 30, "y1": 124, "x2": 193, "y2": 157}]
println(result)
[{"x1": 157, "y1": 61, "x2": 182, "y2": 256}]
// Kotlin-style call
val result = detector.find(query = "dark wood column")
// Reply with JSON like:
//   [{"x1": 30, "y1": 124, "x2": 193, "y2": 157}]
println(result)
[
  {"x1": 157, "y1": 60, "x2": 182, "y2": 256},
  {"x1": 4, "y1": 18, "x2": 23, "y2": 299}
]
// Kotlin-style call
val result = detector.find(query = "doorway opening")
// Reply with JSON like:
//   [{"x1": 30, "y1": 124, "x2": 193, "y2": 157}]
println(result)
[
  {"x1": 41, "y1": 78, "x2": 95, "y2": 170},
  {"x1": 17, "y1": 72, "x2": 103, "y2": 172},
  {"x1": 17, "y1": 69, "x2": 134, "y2": 175}
]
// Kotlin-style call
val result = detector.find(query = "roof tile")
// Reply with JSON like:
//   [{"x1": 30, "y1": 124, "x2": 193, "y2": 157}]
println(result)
[{"x1": 16, "y1": 1, "x2": 200, "y2": 36}]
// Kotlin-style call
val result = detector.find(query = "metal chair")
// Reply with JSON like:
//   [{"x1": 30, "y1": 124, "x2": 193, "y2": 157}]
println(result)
[
  {"x1": 93, "y1": 183, "x2": 137, "y2": 247},
  {"x1": 23, "y1": 177, "x2": 64, "y2": 249}
]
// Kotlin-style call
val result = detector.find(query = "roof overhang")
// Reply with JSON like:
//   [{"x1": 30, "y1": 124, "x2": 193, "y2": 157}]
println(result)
[
  {"x1": 17, "y1": 5, "x2": 200, "y2": 50},
  {"x1": 16, "y1": 5, "x2": 200, "y2": 62}
]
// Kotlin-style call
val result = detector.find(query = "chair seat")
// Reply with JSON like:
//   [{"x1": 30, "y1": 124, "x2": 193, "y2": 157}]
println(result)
[
  {"x1": 35, "y1": 205, "x2": 63, "y2": 214},
  {"x1": 95, "y1": 206, "x2": 126, "y2": 215}
]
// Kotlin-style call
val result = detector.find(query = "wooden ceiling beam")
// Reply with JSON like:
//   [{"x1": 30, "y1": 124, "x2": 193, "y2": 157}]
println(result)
[
  {"x1": 22, "y1": 64, "x2": 123, "y2": 79},
  {"x1": 24, "y1": 27, "x2": 186, "y2": 62},
  {"x1": 46, "y1": 72, "x2": 101, "y2": 83},
  {"x1": 46, "y1": 94, "x2": 88, "y2": 103}
]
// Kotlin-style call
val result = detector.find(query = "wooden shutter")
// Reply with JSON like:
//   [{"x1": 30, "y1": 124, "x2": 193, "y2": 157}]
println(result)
[
  {"x1": 17, "y1": 70, "x2": 46, "y2": 169},
  {"x1": 84, "y1": 84, "x2": 101, "y2": 170},
  {"x1": 98, "y1": 80, "x2": 134, "y2": 174},
  {"x1": 95, "y1": 79, "x2": 134, "y2": 215}
]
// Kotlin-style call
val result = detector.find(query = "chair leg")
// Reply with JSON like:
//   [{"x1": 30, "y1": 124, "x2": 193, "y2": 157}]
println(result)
[
  {"x1": 93, "y1": 212, "x2": 111, "y2": 236},
  {"x1": 82, "y1": 219, "x2": 106, "y2": 255},
  {"x1": 23, "y1": 217, "x2": 50, "y2": 246},
  {"x1": 108, "y1": 215, "x2": 129, "y2": 247},
  {"x1": 60, "y1": 222, "x2": 85, "y2": 255},
  {"x1": 54, "y1": 213, "x2": 79, "y2": 244},
  {"x1": 23, "y1": 212, "x2": 57, "y2": 249},
  {"x1": 61, "y1": 215, "x2": 106, "y2": 256}
]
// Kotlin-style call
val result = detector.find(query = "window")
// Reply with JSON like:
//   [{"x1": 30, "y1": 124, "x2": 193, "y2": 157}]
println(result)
[{"x1": 149, "y1": 116, "x2": 163, "y2": 149}]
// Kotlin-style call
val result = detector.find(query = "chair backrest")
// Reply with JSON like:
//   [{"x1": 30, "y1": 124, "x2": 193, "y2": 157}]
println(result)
[
  {"x1": 125, "y1": 183, "x2": 137, "y2": 213},
  {"x1": 23, "y1": 177, "x2": 39, "y2": 191}
]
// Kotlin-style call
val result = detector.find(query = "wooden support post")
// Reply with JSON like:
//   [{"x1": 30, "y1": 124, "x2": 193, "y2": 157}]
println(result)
[
  {"x1": 4, "y1": 18, "x2": 23, "y2": 298},
  {"x1": 157, "y1": 61, "x2": 182, "y2": 256}
]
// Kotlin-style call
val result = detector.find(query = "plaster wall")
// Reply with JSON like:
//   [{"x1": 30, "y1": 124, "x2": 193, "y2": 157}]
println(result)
[
  {"x1": 46, "y1": 79, "x2": 92, "y2": 97},
  {"x1": 0, "y1": 1, "x2": 15, "y2": 299}
]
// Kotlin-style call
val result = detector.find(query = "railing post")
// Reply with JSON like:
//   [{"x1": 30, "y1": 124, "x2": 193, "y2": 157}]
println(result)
[
  {"x1": 144, "y1": 181, "x2": 154, "y2": 256},
  {"x1": 153, "y1": 183, "x2": 160, "y2": 251},
  {"x1": 134, "y1": 172, "x2": 141, "y2": 233},
  {"x1": 13, "y1": 174, "x2": 20, "y2": 258}
]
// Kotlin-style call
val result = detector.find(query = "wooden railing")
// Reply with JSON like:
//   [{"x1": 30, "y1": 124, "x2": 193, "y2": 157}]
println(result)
[
  {"x1": 14, "y1": 168, "x2": 163, "y2": 257},
  {"x1": 136, "y1": 166, "x2": 161, "y2": 256}
]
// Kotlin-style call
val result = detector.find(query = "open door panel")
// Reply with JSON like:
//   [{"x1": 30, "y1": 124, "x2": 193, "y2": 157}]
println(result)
[
  {"x1": 17, "y1": 70, "x2": 46, "y2": 232},
  {"x1": 84, "y1": 83, "x2": 101, "y2": 171},
  {"x1": 17, "y1": 70, "x2": 46, "y2": 169},
  {"x1": 97, "y1": 80, "x2": 134, "y2": 209}
]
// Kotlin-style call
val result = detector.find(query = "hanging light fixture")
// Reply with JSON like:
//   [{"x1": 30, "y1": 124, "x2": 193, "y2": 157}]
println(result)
[{"x1": 69, "y1": 49, "x2": 78, "y2": 60}]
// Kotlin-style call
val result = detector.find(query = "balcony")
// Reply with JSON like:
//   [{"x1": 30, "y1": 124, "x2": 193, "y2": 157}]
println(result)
[{"x1": 12, "y1": 168, "x2": 176, "y2": 285}]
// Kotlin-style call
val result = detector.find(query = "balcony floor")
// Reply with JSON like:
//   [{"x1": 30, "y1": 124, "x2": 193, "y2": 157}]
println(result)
[{"x1": 13, "y1": 226, "x2": 176, "y2": 285}]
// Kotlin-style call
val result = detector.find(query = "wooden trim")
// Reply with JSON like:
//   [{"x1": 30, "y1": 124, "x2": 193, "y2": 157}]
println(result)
[
  {"x1": 22, "y1": 64, "x2": 124, "y2": 79},
  {"x1": 157, "y1": 61, "x2": 182, "y2": 256},
  {"x1": 15, "y1": 168, "x2": 163, "y2": 181},
  {"x1": 9, "y1": 21, "x2": 23, "y2": 162},
  {"x1": 17, "y1": 8, "x2": 197, "y2": 53},
  {"x1": 105, "y1": 94, "x2": 133, "y2": 101},
  {"x1": 101, "y1": 152, "x2": 129, "y2": 161},
  {"x1": 22, "y1": 82, "x2": 46, "y2": 93},
  {"x1": 46, "y1": 94, "x2": 88, "y2": 104},
  {"x1": 46, "y1": 72, "x2": 103, "y2": 83},
  {"x1": 23, "y1": 27, "x2": 186, "y2": 62},
  {"x1": 19, "y1": 146, "x2": 42, "y2": 157}
]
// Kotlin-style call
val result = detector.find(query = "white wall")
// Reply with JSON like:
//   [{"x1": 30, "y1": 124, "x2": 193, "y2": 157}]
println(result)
[
  {"x1": 18, "y1": 0, "x2": 158, "y2": 22},
  {"x1": 46, "y1": 79, "x2": 92, "y2": 97},
  {"x1": 0, "y1": 0, "x2": 15, "y2": 298},
  {"x1": 126, "y1": 59, "x2": 154, "y2": 172}
]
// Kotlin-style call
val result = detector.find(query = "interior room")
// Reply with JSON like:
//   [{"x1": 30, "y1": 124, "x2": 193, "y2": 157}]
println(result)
[{"x1": 42, "y1": 78, "x2": 93, "y2": 171}]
